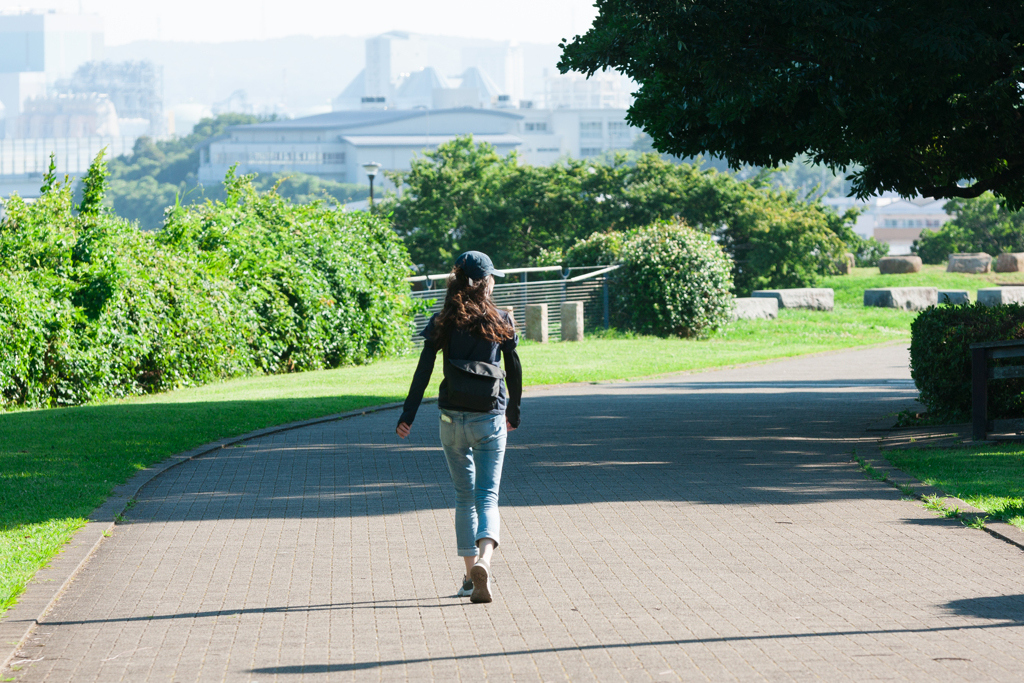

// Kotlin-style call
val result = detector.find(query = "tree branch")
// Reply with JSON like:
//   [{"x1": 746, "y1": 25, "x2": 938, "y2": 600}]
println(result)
[{"x1": 922, "y1": 162, "x2": 1024, "y2": 200}]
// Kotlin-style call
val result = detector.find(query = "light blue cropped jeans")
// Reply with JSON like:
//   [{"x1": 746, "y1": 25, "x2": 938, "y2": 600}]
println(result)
[{"x1": 438, "y1": 408, "x2": 507, "y2": 557}]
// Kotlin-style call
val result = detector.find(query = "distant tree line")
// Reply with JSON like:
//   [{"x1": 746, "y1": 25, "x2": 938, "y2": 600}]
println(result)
[{"x1": 382, "y1": 136, "x2": 886, "y2": 295}]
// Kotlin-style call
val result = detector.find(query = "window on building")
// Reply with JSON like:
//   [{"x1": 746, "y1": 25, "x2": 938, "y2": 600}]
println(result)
[
  {"x1": 580, "y1": 147, "x2": 603, "y2": 157},
  {"x1": 580, "y1": 121, "x2": 603, "y2": 138},
  {"x1": 608, "y1": 121, "x2": 630, "y2": 137},
  {"x1": 525, "y1": 122, "x2": 548, "y2": 132},
  {"x1": 323, "y1": 152, "x2": 346, "y2": 164}
]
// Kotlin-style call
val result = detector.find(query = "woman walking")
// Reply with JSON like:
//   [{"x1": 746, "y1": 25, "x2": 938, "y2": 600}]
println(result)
[{"x1": 396, "y1": 251, "x2": 522, "y2": 604}]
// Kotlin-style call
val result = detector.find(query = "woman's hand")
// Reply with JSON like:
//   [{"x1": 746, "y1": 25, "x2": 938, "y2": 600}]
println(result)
[
  {"x1": 396, "y1": 422, "x2": 411, "y2": 439},
  {"x1": 506, "y1": 420, "x2": 516, "y2": 432}
]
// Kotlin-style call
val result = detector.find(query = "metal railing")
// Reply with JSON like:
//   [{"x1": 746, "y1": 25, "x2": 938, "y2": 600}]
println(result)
[{"x1": 409, "y1": 266, "x2": 618, "y2": 343}]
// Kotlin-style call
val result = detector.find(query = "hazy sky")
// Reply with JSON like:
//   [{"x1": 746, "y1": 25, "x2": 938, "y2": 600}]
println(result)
[{"x1": 1, "y1": 0, "x2": 600, "y2": 45}]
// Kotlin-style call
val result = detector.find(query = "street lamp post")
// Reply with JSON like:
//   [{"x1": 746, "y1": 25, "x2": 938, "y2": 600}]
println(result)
[{"x1": 363, "y1": 162, "x2": 383, "y2": 208}]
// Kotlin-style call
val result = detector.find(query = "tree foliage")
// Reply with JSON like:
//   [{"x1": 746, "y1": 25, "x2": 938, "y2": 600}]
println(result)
[
  {"x1": 914, "y1": 193, "x2": 1024, "y2": 264},
  {"x1": 559, "y1": 1, "x2": 1024, "y2": 208},
  {"x1": 0, "y1": 157, "x2": 415, "y2": 410},
  {"x1": 78, "y1": 149, "x2": 109, "y2": 217},
  {"x1": 385, "y1": 136, "x2": 862, "y2": 294}
]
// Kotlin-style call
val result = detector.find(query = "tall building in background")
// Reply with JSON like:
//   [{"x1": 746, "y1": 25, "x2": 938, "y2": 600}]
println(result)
[
  {"x1": 364, "y1": 32, "x2": 430, "y2": 100},
  {"x1": 335, "y1": 32, "x2": 524, "y2": 111},
  {"x1": 461, "y1": 43, "x2": 523, "y2": 104},
  {"x1": 0, "y1": 10, "x2": 137, "y2": 198},
  {"x1": 0, "y1": 10, "x2": 104, "y2": 82},
  {"x1": 0, "y1": 10, "x2": 105, "y2": 139}
]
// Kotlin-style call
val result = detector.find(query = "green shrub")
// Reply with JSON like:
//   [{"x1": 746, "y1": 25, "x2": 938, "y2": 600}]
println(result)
[
  {"x1": 614, "y1": 222, "x2": 734, "y2": 338},
  {"x1": 851, "y1": 237, "x2": 890, "y2": 267},
  {"x1": 564, "y1": 230, "x2": 630, "y2": 267},
  {"x1": 0, "y1": 158, "x2": 415, "y2": 410},
  {"x1": 910, "y1": 303, "x2": 1024, "y2": 421}
]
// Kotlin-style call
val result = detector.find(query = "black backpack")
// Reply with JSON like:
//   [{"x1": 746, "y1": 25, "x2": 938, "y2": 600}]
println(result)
[{"x1": 442, "y1": 345, "x2": 505, "y2": 411}]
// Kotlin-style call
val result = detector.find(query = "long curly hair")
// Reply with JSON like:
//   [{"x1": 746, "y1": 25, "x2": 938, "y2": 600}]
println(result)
[{"x1": 432, "y1": 266, "x2": 514, "y2": 348}]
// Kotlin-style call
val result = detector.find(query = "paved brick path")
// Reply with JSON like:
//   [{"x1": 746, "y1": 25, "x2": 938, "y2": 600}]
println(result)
[{"x1": 7, "y1": 345, "x2": 1024, "y2": 682}]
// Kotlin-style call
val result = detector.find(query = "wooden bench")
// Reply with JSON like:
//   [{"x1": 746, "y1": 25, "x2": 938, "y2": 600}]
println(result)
[{"x1": 971, "y1": 340, "x2": 1024, "y2": 441}]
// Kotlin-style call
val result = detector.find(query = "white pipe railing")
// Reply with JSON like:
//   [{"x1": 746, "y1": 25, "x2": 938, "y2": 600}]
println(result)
[
  {"x1": 566, "y1": 264, "x2": 619, "y2": 282},
  {"x1": 404, "y1": 264, "x2": 565, "y2": 283}
]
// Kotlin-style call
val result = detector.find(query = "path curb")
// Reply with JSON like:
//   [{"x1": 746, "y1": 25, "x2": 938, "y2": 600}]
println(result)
[
  {"x1": 0, "y1": 399, "x2": 422, "y2": 673},
  {"x1": 859, "y1": 446, "x2": 1024, "y2": 552}
]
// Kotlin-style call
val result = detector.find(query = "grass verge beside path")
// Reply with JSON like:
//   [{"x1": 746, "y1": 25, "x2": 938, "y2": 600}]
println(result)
[
  {"x1": 887, "y1": 444, "x2": 1024, "y2": 530},
  {"x1": 1, "y1": 304, "x2": 912, "y2": 616}
]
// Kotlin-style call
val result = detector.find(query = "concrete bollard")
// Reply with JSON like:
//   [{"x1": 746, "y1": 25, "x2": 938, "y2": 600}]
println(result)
[
  {"x1": 731, "y1": 297, "x2": 779, "y2": 321},
  {"x1": 560, "y1": 301, "x2": 584, "y2": 341},
  {"x1": 978, "y1": 288, "x2": 1024, "y2": 306},
  {"x1": 863, "y1": 287, "x2": 937, "y2": 311},
  {"x1": 938, "y1": 290, "x2": 970, "y2": 305},
  {"x1": 525, "y1": 303, "x2": 548, "y2": 343},
  {"x1": 751, "y1": 288, "x2": 834, "y2": 311}
]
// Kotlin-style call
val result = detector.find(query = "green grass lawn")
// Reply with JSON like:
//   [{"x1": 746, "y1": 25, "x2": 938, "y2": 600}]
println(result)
[
  {"x1": 3, "y1": 263, "x2": 1009, "y2": 618},
  {"x1": 828, "y1": 264, "x2": 1024, "y2": 305},
  {"x1": 887, "y1": 443, "x2": 1024, "y2": 530}
]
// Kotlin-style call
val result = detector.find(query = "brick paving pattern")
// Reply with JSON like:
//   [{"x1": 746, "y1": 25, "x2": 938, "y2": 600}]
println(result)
[{"x1": 6, "y1": 345, "x2": 1024, "y2": 681}]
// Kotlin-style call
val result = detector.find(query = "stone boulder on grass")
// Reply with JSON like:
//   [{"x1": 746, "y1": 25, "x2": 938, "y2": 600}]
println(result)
[
  {"x1": 946, "y1": 252, "x2": 992, "y2": 274},
  {"x1": 878, "y1": 256, "x2": 922, "y2": 274}
]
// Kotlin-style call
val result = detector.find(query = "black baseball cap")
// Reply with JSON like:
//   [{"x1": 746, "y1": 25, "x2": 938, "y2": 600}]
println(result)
[{"x1": 455, "y1": 251, "x2": 505, "y2": 279}]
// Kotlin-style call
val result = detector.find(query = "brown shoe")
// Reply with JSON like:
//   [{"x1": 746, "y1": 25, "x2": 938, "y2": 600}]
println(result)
[{"x1": 469, "y1": 560, "x2": 492, "y2": 603}]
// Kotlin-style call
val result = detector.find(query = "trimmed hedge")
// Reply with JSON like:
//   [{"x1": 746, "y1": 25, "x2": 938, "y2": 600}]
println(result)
[
  {"x1": 614, "y1": 222, "x2": 734, "y2": 338},
  {"x1": 910, "y1": 302, "x2": 1024, "y2": 421},
  {"x1": 0, "y1": 160, "x2": 415, "y2": 409}
]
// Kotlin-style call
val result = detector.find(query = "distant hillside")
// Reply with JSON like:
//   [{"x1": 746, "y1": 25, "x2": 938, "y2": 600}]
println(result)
[{"x1": 107, "y1": 35, "x2": 563, "y2": 114}]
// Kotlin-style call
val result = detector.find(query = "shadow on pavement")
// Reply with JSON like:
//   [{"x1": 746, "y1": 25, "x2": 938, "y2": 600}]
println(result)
[
  {"x1": 40, "y1": 593, "x2": 1024, "y2": 634},
  {"x1": 118, "y1": 384, "x2": 923, "y2": 525},
  {"x1": 244, "y1": 595, "x2": 1024, "y2": 675}
]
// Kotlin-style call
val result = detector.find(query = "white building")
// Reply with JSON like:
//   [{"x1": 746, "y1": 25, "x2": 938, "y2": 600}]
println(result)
[
  {"x1": 197, "y1": 108, "x2": 524, "y2": 190},
  {"x1": 197, "y1": 107, "x2": 643, "y2": 189},
  {"x1": 822, "y1": 195, "x2": 952, "y2": 254},
  {"x1": 544, "y1": 70, "x2": 633, "y2": 110},
  {"x1": 516, "y1": 108, "x2": 640, "y2": 165},
  {"x1": 12, "y1": 93, "x2": 119, "y2": 139}
]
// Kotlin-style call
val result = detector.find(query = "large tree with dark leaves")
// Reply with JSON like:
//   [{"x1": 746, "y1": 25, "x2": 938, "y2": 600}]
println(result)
[{"x1": 559, "y1": 1, "x2": 1024, "y2": 208}]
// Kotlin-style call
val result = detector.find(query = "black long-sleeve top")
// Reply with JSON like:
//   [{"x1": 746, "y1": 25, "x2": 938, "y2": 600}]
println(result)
[{"x1": 398, "y1": 311, "x2": 522, "y2": 428}]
